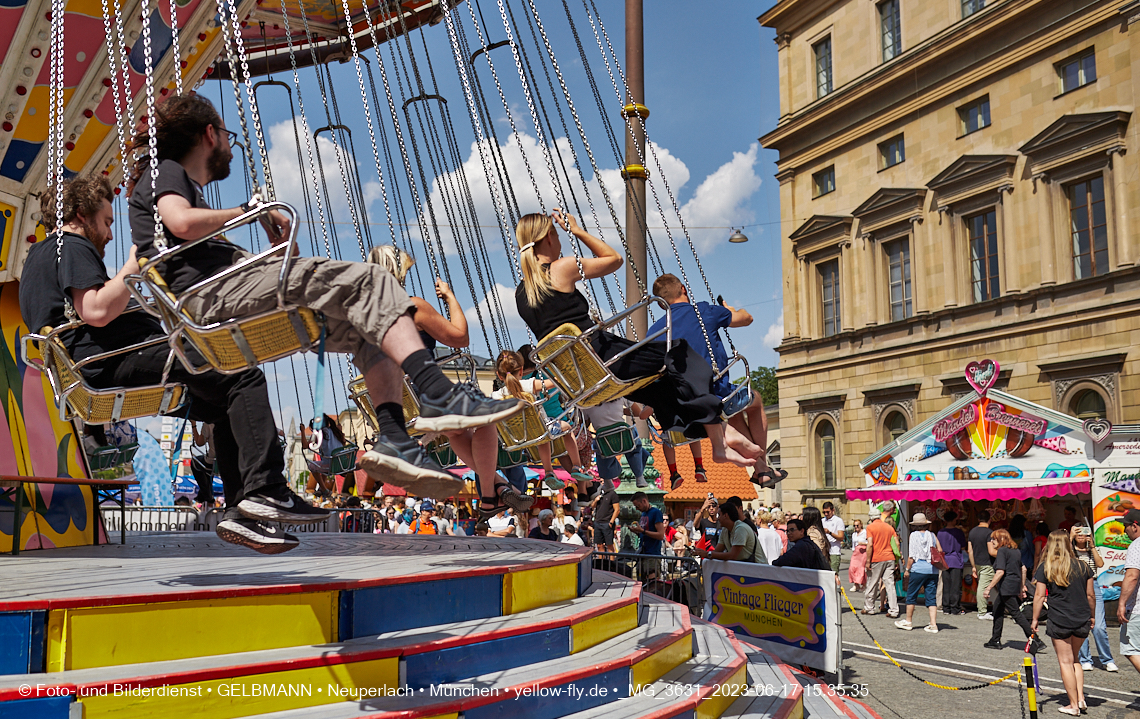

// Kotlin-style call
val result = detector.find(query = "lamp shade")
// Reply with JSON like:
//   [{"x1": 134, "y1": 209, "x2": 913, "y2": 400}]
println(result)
[{"x1": 728, "y1": 228, "x2": 749, "y2": 243}]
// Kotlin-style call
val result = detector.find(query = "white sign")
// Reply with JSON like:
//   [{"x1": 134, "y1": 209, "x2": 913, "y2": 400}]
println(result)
[{"x1": 703, "y1": 560, "x2": 840, "y2": 673}]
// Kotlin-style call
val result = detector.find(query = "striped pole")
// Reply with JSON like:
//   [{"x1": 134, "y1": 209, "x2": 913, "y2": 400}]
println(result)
[{"x1": 1023, "y1": 656, "x2": 1038, "y2": 719}]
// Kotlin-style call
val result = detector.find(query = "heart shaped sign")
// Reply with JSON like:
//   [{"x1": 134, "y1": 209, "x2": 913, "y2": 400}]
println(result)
[
  {"x1": 965, "y1": 359, "x2": 1000, "y2": 396},
  {"x1": 1083, "y1": 418, "x2": 1112, "y2": 444}
]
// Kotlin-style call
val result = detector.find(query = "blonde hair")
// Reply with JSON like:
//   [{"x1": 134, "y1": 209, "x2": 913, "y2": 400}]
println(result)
[
  {"x1": 770, "y1": 508, "x2": 784, "y2": 523},
  {"x1": 495, "y1": 350, "x2": 534, "y2": 402},
  {"x1": 758, "y1": 511, "x2": 773, "y2": 525},
  {"x1": 1042, "y1": 529, "x2": 1079, "y2": 587},
  {"x1": 517, "y1": 213, "x2": 555, "y2": 307},
  {"x1": 367, "y1": 245, "x2": 415, "y2": 287}
]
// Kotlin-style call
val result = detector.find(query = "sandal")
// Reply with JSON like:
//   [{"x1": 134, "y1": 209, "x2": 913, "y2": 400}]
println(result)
[
  {"x1": 751, "y1": 467, "x2": 788, "y2": 488},
  {"x1": 478, "y1": 482, "x2": 535, "y2": 519}
]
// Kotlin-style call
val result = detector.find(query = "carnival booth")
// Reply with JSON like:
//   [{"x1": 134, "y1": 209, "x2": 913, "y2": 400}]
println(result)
[{"x1": 848, "y1": 360, "x2": 1136, "y2": 606}]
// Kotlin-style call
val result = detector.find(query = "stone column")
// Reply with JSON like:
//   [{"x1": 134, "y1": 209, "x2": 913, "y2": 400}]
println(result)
[
  {"x1": 909, "y1": 215, "x2": 926, "y2": 314},
  {"x1": 1033, "y1": 174, "x2": 1056, "y2": 286},
  {"x1": 939, "y1": 206, "x2": 959, "y2": 307},
  {"x1": 841, "y1": 239, "x2": 854, "y2": 332},
  {"x1": 1109, "y1": 147, "x2": 1132, "y2": 268},
  {"x1": 797, "y1": 255, "x2": 811, "y2": 339},
  {"x1": 776, "y1": 33, "x2": 793, "y2": 119},
  {"x1": 862, "y1": 233, "x2": 879, "y2": 326}
]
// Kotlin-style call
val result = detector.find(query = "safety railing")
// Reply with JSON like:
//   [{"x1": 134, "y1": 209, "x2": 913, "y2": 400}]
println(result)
[
  {"x1": 194, "y1": 506, "x2": 340, "y2": 534},
  {"x1": 592, "y1": 551, "x2": 704, "y2": 616}
]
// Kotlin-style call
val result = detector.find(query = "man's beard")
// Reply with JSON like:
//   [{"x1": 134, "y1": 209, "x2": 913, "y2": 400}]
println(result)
[
  {"x1": 208, "y1": 142, "x2": 232, "y2": 183},
  {"x1": 83, "y1": 220, "x2": 112, "y2": 258}
]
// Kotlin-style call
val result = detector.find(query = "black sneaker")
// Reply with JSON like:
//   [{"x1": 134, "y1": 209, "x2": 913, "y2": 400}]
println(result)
[
  {"x1": 359, "y1": 434, "x2": 465, "y2": 497},
  {"x1": 238, "y1": 485, "x2": 332, "y2": 524},
  {"x1": 983, "y1": 640, "x2": 1003, "y2": 650},
  {"x1": 217, "y1": 516, "x2": 299, "y2": 554},
  {"x1": 669, "y1": 472, "x2": 684, "y2": 490},
  {"x1": 413, "y1": 382, "x2": 522, "y2": 432}
]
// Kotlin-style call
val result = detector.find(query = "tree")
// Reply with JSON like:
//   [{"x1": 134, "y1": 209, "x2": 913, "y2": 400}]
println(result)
[{"x1": 747, "y1": 366, "x2": 778, "y2": 407}]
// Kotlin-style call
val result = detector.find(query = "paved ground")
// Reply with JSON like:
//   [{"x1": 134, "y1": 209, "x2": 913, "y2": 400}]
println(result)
[{"x1": 830, "y1": 553, "x2": 1140, "y2": 719}]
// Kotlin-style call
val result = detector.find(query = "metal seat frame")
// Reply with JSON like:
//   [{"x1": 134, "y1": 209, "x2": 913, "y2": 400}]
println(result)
[
  {"x1": 532, "y1": 295, "x2": 672, "y2": 410},
  {"x1": 129, "y1": 201, "x2": 322, "y2": 375},
  {"x1": 21, "y1": 314, "x2": 187, "y2": 424}
]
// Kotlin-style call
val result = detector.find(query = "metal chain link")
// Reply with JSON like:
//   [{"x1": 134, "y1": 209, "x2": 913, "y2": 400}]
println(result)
[
  {"x1": 223, "y1": 0, "x2": 272, "y2": 199},
  {"x1": 168, "y1": 0, "x2": 182, "y2": 96},
  {"x1": 50, "y1": 0, "x2": 65, "y2": 263},
  {"x1": 213, "y1": 0, "x2": 260, "y2": 198},
  {"x1": 141, "y1": 0, "x2": 165, "y2": 248}
]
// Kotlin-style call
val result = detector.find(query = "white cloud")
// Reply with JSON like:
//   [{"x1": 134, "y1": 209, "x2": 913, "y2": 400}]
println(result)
[{"x1": 763, "y1": 315, "x2": 784, "y2": 349}]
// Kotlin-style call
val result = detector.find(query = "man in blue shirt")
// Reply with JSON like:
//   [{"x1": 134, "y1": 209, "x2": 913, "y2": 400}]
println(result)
[
  {"x1": 649, "y1": 275, "x2": 786, "y2": 489},
  {"x1": 631, "y1": 492, "x2": 665, "y2": 580}
]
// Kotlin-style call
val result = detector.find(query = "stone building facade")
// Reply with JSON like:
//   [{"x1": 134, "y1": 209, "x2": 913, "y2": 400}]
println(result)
[{"x1": 758, "y1": 0, "x2": 1140, "y2": 518}]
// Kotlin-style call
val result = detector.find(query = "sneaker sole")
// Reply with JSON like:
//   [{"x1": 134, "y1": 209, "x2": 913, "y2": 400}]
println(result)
[
  {"x1": 237, "y1": 499, "x2": 332, "y2": 525},
  {"x1": 359, "y1": 451, "x2": 465, "y2": 498},
  {"x1": 499, "y1": 488, "x2": 535, "y2": 514},
  {"x1": 413, "y1": 402, "x2": 524, "y2": 433},
  {"x1": 216, "y1": 524, "x2": 299, "y2": 555}
]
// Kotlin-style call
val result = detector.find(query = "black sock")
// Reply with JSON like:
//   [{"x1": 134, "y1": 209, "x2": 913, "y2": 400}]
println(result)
[
  {"x1": 376, "y1": 402, "x2": 411, "y2": 442},
  {"x1": 401, "y1": 349, "x2": 453, "y2": 400}
]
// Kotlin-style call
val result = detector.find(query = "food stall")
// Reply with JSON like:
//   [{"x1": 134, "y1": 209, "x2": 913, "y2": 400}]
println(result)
[{"x1": 848, "y1": 360, "x2": 1136, "y2": 604}]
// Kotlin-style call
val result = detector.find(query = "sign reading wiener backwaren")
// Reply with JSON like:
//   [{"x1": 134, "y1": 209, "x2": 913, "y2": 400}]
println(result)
[{"x1": 703, "y1": 561, "x2": 839, "y2": 673}]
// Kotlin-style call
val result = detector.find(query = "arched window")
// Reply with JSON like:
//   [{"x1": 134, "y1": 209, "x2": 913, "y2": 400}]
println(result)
[
  {"x1": 1071, "y1": 389, "x2": 1107, "y2": 420},
  {"x1": 816, "y1": 420, "x2": 836, "y2": 488},
  {"x1": 883, "y1": 410, "x2": 908, "y2": 445}
]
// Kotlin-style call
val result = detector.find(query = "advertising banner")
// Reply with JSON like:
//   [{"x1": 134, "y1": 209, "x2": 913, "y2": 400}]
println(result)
[{"x1": 703, "y1": 560, "x2": 840, "y2": 672}]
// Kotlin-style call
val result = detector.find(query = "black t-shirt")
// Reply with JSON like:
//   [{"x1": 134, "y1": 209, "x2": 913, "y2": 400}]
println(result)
[
  {"x1": 595, "y1": 489, "x2": 619, "y2": 524},
  {"x1": 994, "y1": 546, "x2": 1024, "y2": 596},
  {"x1": 19, "y1": 232, "x2": 163, "y2": 386},
  {"x1": 515, "y1": 273, "x2": 593, "y2": 339},
  {"x1": 968, "y1": 526, "x2": 994, "y2": 567},
  {"x1": 697, "y1": 516, "x2": 720, "y2": 546},
  {"x1": 129, "y1": 159, "x2": 241, "y2": 295},
  {"x1": 528, "y1": 526, "x2": 560, "y2": 542},
  {"x1": 1034, "y1": 560, "x2": 1093, "y2": 629}
]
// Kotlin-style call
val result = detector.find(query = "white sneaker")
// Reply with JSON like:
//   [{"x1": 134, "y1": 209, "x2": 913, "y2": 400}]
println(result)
[
  {"x1": 1105, "y1": 661, "x2": 1119, "y2": 672},
  {"x1": 978, "y1": 612, "x2": 994, "y2": 620},
  {"x1": 894, "y1": 619, "x2": 913, "y2": 630},
  {"x1": 924, "y1": 625, "x2": 939, "y2": 634},
  {"x1": 1079, "y1": 662, "x2": 1094, "y2": 671}
]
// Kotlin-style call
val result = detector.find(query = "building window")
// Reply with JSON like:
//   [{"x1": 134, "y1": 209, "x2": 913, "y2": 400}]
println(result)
[
  {"x1": 814, "y1": 37, "x2": 833, "y2": 98},
  {"x1": 879, "y1": 135, "x2": 905, "y2": 169},
  {"x1": 966, "y1": 209, "x2": 999, "y2": 301},
  {"x1": 884, "y1": 411, "x2": 908, "y2": 445},
  {"x1": 1068, "y1": 176, "x2": 1108, "y2": 279},
  {"x1": 962, "y1": 0, "x2": 984, "y2": 17},
  {"x1": 1071, "y1": 389, "x2": 1107, "y2": 420},
  {"x1": 816, "y1": 420, "x2": 837, "y2": 488},
  {"x1": 885, "y1": 239, "x2": 912, "y2": 321},
  {"x1": 879, "y1": 0, "x2": 901, "y2": 62},
  {"x1": 958, "y1": 96, "x2": 990, "y2": 136},
  {"x1": 820, "y1": 260, "x2": 841, "y2": 337},
  {"x1": 1057, "y1": 49, "x2": 1096, "y2": 95},
  {"x1": 813, "y1": 166, "x2": 835, "y2": 198}
]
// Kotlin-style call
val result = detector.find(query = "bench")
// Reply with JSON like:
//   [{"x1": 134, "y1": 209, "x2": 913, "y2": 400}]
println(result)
[{"x1": 1, "y1": 475, "x2": 132, "y2": 556}]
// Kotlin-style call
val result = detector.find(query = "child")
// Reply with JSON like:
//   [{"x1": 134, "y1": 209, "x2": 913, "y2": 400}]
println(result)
[{"x1": 494, "y1": 350, "x2": 593, "y2": 492}]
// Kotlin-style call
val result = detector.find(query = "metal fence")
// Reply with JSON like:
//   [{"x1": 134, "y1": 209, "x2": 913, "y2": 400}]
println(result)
[
  {"x1": 593, "y1": 551, "x2": 704, "y2": 616},
  {"x1": 194, "y1": 507, "x2": 388, "y2": 534}
]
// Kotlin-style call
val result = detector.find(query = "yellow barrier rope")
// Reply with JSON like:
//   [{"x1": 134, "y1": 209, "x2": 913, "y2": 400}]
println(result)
[{"x1": 840, "y1": 586, "x2": 1022, "y2": 691}]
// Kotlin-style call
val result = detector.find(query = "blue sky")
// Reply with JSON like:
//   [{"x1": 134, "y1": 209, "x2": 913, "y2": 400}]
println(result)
[{"x1": 111, "y1": 0, "x2": 782, "y2": 430}]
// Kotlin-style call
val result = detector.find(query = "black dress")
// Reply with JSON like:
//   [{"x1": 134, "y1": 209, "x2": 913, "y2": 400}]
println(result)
[{"x1": 515, "y1": 278, "x2": 722, "y2": 438}]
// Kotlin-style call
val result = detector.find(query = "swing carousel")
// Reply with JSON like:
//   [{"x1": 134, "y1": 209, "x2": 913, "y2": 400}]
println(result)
[{"x1": 4, "y1": 0, "x2": 761, "y2": 551}]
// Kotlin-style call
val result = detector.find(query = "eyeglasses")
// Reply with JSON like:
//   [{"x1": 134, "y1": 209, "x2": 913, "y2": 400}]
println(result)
[{"x1": 219, "y1": 128, "x2": 238, "y2": 147}]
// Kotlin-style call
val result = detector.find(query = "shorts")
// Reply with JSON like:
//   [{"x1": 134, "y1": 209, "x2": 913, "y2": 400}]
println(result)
[
  {"x1": 1047, "y1": 621, "x2": 1090, "y2": 641},
  {"x1": 1121, "y1": 617, "x2": 1140, "y2": 656},
  {"x1": 594, "y1": 521, "x2": 615, "y2": 547},
  {"x1": 190, "y1": 255, "x2": 415, "y2": 373}
]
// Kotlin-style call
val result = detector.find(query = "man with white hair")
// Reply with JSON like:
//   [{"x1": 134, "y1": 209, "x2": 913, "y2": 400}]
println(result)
[
  {"x1": 562, "y1": 522, "x2": 584, "y2": 546},
  {"x1": 529, "y1": 509, "x2": 560, "y2": 541}
]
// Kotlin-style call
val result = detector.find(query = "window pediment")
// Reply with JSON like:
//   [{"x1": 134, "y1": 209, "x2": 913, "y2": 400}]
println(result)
[
  {"x1": 1020, "y1": 112, "x2": 1130, "y2": 176},
  {"x1": 852, "y1": 188, "x2": 925, "y2": 237},
  {"x1": 927, "y1": 154, "x2": 1017, "y2": 209},
  {"x1": 790, "y1": 215, "x2": 853, "y2": 258}
]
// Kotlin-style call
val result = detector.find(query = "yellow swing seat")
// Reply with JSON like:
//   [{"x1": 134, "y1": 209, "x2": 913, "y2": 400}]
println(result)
[
  {"x1": 22, "y1": 322, "x2": 187, "y2": 424},
  {"x1": 131, "y1": 202, "x2": 323, "y2": 375},
  {"x1": 532, "y1": 295, "x2": 672, "y2": 409}
]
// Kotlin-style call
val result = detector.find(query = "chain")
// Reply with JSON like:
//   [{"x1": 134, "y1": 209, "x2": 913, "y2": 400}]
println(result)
[
  {"x1": 168, "y1": 0, "x2": 182, "y2": 95},
  {"x1": 49, "y1": 0, "x2": 65, "y2": 263},
  {"x1": 138, "y1": 0, "x2": 166, "y2": 248},
  {"x1": 213, "y1": 0, "x2": 259, "y2": 197},
  {"x1": 839, "y1": 587, "x2": 1022, "y2": 691},
  {"x1": 581, "y1": 0, "x2": 728, "y2": 360},
  {"x1": 225, "y1": 0, "x2": 271, "y2": 199}
]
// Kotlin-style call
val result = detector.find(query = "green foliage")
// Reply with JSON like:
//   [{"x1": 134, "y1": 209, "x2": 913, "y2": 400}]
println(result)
[{"x1": 738, "y1": 366, "x2": 778, "y2": 407}]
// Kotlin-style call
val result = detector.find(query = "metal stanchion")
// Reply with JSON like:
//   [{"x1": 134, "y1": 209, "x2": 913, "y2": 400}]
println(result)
[{"x1": 1022, "y1": 657, "x2": 1038, "y2": 719}]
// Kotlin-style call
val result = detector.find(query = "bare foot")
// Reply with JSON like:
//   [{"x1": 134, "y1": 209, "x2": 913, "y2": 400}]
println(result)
[
  {"x1": 725, "y1": 424, "x2": 763, "y2": 458},
  {"x1": 712, "y1": 445, "x2": 757, "y2": 468}
]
